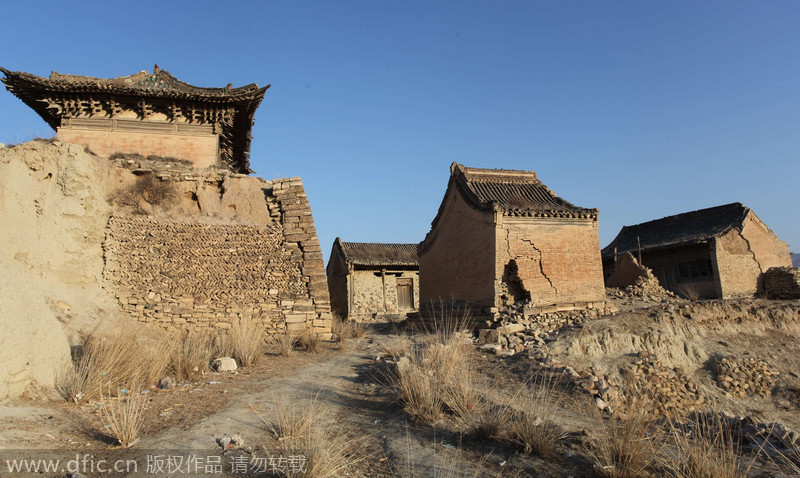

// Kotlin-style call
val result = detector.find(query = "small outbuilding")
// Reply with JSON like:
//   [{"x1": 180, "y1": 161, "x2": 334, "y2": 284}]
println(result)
[
  {"x1": 602, "y1": 203, "x2": 791, "y2": 299},
  {"x1": 418, "y1": 163, "x2": 606, "y2": 315},
  {"x1": 326, "y1": 238, "x2": 419, "y2": 319}
]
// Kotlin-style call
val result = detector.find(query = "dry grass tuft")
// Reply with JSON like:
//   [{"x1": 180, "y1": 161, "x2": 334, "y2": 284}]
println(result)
[
  {"x1": 507, "y1": 376, "x2": 566, "y2": 459},
  {"x1": 229, "y1": 317, "x2": 266, "y2": 367},
  {"x1": 168, "y1": 331, "x2": 216, "y2": 382},
  {"x1": 587, "y1": 400, "x2": 661, "y2": 478},
  {"x1": 387, "y1": 319, "x2": 478, "y2": 423},
  {"x1": 393, "y1": 358, "x2": 446, "y2": 423},
  {"x1": 299, "y1": 328, "x2": 321, "y2": 354},
  {"x1": 663, "y1": 413, "x2": 749, "y2": 478},
  {"x1": 350, "y1": 320, "x2": 369, "y2": 338},
  {"x1": 262, "y1": 395, "x2": 326, "y2": 442},
  {"x1": 99, "y1": 384, "x2": 147, "y2": 447},
  {"x1": 254, "y1": 396, "x2": 368, "y2": 478},
  {"x1": 420, "y1": 300, "x2": 475, "y2": 343},
  {"x1": 461, "y1": 403, "x2": 514, "y2": 443},
  {"x1": 676, "y1": 283, "x2": 701, "y2": 301},
  {"x1": 276, "y1": 332, "x2": 297, "y2": 356},
  {"x1": 380, "y1": 334, "x2": 412, "y2": 360},
  {"x1": 57, "y1": 331, "x2": 171, "y2": 402},
  {"x1": 332, "y1": 316, "x2": 352, "y2": 349}
]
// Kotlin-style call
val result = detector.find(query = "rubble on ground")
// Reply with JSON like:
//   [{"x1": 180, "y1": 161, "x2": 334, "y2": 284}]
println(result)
[
  {"x1": 626, "y1": 352, "x2": 705, "y2": 415},
  {"x1": 711, "y1": 355, "x2": 778, "y2": 398}
]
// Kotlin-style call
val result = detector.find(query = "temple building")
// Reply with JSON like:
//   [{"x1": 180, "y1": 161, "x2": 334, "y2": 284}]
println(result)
[
  {"x1": 418, "y1": 163, "x2": 606, "y2": 315},
  {"x1": 0, "y1": 66, "x2": 268, "y2": 173}
]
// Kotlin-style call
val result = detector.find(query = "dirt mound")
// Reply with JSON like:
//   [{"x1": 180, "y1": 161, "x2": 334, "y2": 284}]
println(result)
[{"x1": 541, "y1": 299, "x2": 800, "y2": 426}]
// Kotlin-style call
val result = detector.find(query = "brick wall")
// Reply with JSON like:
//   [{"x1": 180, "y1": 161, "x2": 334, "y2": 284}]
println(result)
[
  {"x1": 496, "y1": 217, "x2": 605, "y2": 308},
  {"x1": 58, "y1": 127, "x2": 219, "y2": 168},
  {"x1": 419, "y1": 189, "x2": 496, "y2": 311},
  {"x1": 103, "y1": 173, "x2": 332, "y2": 336}
]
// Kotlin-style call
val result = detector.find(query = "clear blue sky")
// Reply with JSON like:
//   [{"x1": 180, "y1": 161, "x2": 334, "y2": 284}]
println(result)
[{"x1": 2, "y1": 1, "x2": 798, "y2": 263}]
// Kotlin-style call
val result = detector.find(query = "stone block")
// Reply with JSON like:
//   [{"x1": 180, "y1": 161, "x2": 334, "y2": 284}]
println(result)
[{"x1": 211, "y1": 357, "x2": 237, "y2": 372}]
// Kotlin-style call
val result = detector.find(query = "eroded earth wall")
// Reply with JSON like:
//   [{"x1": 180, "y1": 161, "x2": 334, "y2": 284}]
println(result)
[{"x1": 0, "y1": 141, "x2": 332, "y2": 398}]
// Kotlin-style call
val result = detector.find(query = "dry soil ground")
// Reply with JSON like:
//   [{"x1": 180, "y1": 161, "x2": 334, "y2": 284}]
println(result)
[{"x1": 2, "y1": 299, "x2": 800, "y2": 478}]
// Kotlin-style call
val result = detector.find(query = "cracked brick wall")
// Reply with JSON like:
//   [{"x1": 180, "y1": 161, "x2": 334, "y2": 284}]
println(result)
[
  {"x1": 496, "y1": 217, "x2": 606, "y2": 308},
  {"x1": 714, "y1": 213, "x2": 791, "y2": 298},
  {"x1": 419, "y1": 189, "x2": 606, "y2": 314}
]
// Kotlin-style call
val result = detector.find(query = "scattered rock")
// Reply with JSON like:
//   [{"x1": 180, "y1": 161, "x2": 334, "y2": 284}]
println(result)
[
  {"x1": 480, "y1": 344, "x2": 503, "y2": 354},
  {"x1": 159, "y1": 376, "x2": 176, "y2": 390},
  {"x1": 210, "y1": 357, "x2": 237, "y2": 372}
]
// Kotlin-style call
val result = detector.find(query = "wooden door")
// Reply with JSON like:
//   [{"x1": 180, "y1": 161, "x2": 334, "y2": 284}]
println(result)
[{"x1": 396, "y1": 278, "x2": 413, "y2": 310}]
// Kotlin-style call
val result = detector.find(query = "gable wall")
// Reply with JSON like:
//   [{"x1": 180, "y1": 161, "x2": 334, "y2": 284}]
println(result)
[
  {"x1": 496, "y1": 216, "x2": 605, "y2": 307},
  {"x1": 715, "y1": 212, "x2": 792, "y2": 298},
  {"x1": 419, "y1": 189, "x2": 496, "y2": 312},
  {"x1": 326, "y1": 249, "x2": 350, "y2": 318}
]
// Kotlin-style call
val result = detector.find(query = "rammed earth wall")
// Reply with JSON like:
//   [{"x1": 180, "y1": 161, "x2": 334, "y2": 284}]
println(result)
[{"x1": 103, "y1": 172, "x2": 332, "y2": 336}]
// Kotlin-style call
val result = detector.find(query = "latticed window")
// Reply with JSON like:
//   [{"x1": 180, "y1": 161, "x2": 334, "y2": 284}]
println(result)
[{"x1": 677, "y1": 259, "x2": 714, "y2": 282}]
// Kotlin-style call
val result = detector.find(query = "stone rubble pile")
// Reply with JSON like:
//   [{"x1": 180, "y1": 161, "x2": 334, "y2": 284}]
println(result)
[
  {"x1": 609, "y1": 273, "x2": 678, "y2": 304},
  {"x1": 711, "y1": 355, "x2": 778, "y2": 397},
  {"x1": 576, "y1": 369, "x2": 621, "y2": 414},
  {"x1": 627, "y1": 352, "x2": 705, "y2": 415},
  {"x1": 763, "y1": 266, "x2": 800, "y2": 300},
  {"x1": 478, "y1": 306, "x2": 603, "y2": 356}
]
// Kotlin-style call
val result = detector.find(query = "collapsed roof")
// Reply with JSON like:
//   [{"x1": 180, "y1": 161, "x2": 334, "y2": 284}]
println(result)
[{"x1": 601, "y1": 202, "x2": 751, "y2": 257}]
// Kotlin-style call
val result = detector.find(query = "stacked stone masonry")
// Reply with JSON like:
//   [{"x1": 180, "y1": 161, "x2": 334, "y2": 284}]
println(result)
[
  {"x1": 763, "y1": 267, "x2": 800, "y2": 300},
  {"x1": 103, "y1": 176, "x2": 332, "y2": 336}
]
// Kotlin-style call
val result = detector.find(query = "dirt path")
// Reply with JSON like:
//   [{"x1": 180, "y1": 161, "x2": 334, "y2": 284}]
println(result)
[{"x1": 140, "y1": 346, "x2": 372, "y2": 451}]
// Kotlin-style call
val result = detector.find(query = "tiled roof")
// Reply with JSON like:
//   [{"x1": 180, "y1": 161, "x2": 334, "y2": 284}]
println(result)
[
  {"x1": 419, "y1": 163, "x2": 597, "y2": 255},
  {"x1": 334, "y1": 238, "x2": 418, "y2": 267},
  {"x1": 454, "y1": 163, "x2": 597, "y2": 218},
  {"x1": 601, "y1": 203, "x2": 750, "y2": 257},
  {"x1": 2, "y1": 66, "x2": 266, "y2": 99}
]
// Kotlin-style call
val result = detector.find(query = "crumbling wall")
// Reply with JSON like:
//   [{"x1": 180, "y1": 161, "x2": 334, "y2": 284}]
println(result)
[
  {"x1": 350, "y1": 270, "x2": 419, "y2": 317},
  {"x1": 763, "y1": 267, "x2": 800, "y2": 300},
  {"x1": 715, "y1": 213, "x2": 792, "y2": 298},
  {"x1": 605, "y1": 252, "x2": 651, "y2": 288},
  {"x1": 104, "y1": 169, "x2": 332, "y2": 336},
  {"x1": 495, "y1": 217, "x2": 605, "y2": 309}
]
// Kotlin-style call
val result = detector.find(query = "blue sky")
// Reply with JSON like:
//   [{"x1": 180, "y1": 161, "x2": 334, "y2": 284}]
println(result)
[{"x1": 1, "y1": 1, "x2": 798, "y2": 262}]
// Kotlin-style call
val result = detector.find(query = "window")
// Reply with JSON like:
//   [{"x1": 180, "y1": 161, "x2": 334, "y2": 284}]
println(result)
[{"x1": 677, "y1": 259, "x2": 714, "y2": 282}]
